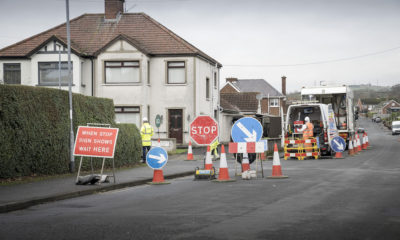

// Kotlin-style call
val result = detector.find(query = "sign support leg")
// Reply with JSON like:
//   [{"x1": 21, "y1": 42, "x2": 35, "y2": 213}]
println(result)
[
  {"x1": 112, "y1": 158, "x2": 116, "y2": 183},
  {"x1": 235, "y1": 154, "x2": 238, "y2": 176},
  {"x1": 75, "y1": 156, "x2": 83, "y2": 183},
  {"x1": 261, "y1": 153, "x2": 264, "y2": 178}
]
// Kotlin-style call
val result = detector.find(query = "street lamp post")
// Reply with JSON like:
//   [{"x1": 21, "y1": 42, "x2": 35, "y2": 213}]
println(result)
[{"x1": 65, "y1": 0, "x2": 75, "y2": 172}]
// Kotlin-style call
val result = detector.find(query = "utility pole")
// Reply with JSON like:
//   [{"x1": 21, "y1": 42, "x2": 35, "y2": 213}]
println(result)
[{"x1": 66, "y1": 0, "x2": 75, "y2": 172}]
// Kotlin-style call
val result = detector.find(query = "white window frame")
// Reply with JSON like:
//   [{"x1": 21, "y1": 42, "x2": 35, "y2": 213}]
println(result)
[
  {"x1": 105, "y1": 61, "x2": 140, "y2": 84},
  {"x1": 270, "y1": 98, "x2": 279, "y2": 107},
  {"x1": 38, "y1": 61, "x2": 73, "y2": 86},
  {"x1": 167, "y1": 61, "x2": 186, "y2": 84}
]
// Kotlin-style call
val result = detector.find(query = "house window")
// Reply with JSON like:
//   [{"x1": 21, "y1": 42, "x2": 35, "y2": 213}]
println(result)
[
  {"x1": 206, "y1": 77, "x2": 210, "y2": 99},
  {"x1": 3, "y1": 63, "x2": 21, "y2": 84},
  {"x1": 270, "y1": 98, "x2": 279, "y2": 107},
  {"x1": 114, "y1": 106, "x2": 141, "y2": 126},
  {"x1": 213, "y1": 72, "x2": 217, "y2": 89},
  {"x1": 38, "y1": 62, "x2": 72, "y2": 85},
  {"x1": 105, "y1": 61, "x2": 140, "y2": 84},
  {"x1": 167, "y1": 61, "x2": 185, "y2": 84}
]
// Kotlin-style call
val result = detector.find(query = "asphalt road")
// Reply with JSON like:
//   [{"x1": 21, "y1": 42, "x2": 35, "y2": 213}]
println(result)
[{"x1": 1, "y1": 117, "x2": 400, "y2": 240}]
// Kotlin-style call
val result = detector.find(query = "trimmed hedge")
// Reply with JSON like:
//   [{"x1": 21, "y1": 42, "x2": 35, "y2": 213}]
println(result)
[{"x1": 0, "y1": 84, "x2": 141, "y2": 179}]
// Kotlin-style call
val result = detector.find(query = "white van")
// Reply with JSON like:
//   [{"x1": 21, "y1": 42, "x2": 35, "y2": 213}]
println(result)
[
  {"x1": 392, "y1": 121, "x2": 400, "y2": 135},
  {"x1": 285, "y1": 103, "x2": 339, "y2": 156}
]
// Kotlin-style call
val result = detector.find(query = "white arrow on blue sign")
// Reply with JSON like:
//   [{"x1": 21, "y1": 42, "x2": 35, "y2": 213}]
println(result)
[
  {"x1": 231, "y1": 117, "x2": 263, "y2": 142},
  {"x1": 146, "y1": 147, "x2": 168, "y2": 169},
  {"x1": 330, "y1": 136, "x2": 346, "y2": 153}
]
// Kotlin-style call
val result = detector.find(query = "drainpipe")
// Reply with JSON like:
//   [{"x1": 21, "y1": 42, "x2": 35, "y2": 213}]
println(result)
[{"x1": 90, "y1": 58, "x2": 94, "y2": 96}]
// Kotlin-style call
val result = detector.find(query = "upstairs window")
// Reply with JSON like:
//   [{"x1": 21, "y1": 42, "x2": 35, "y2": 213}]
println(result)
[
  {"x1": 3, "y1": 63, "x2": 21, "y2": 84},
  {"x1": 105, "y1": 61, "x2": 140, "y2": 84},
  {"x1": 167, "y1": 61, "x2": 185, "y2": 84},
  {"x1": 38, "y1": 62, "x2": 72, "y2": 86},
  {"x1": 270, "y1": 98, "x2": 279, "y2": 107}
]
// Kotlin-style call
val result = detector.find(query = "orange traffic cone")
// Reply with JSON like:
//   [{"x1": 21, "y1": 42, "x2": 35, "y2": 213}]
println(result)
[
  {"x1": 334, "y1": 151, "x2": 344, "y2": 159},
  {"x1": 241, "y1": 153, "x2": 250, "y2": 172},
  {"x1": 148, "y1": 169, "x2": 170, "y2": 185},
  {"x1": 357, "y1": 134, "x2": 362, "y2": 152},
  {"x1": 215, "y1": 145, "x2": 235, "y2": 182},
  {"x1": 362, "y1": 133, "x2": 367, "y2": 150},
  {"x1": 186, "y1": 141, "x2": 194, "y2": 160},
  {"x1": 353, "y1": 137, "x2": 359, "y2": 154},
  {"x1": 348, "y1": 137, "x2": 354, "y2": 156},
  {"x1": 366, "y1": 132, "x2": 370, "y2": 148},
  {"x1": 205, "y1": 145, "x2": 213, "y2": 170},
  {"x1": 267, "y1": 144, "x2": 288, "y2": 179}
]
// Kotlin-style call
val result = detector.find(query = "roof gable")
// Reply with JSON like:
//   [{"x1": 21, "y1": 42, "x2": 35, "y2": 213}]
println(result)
[
  {"x1": 0, "y1": 13, "x2": 221, "y2": 66},
  {"x1": 233, "y1": 79, "x2": 284, "y2": 98},
  {"x1": 220, "y1": 92, "x2": 258, "y2": 113}
]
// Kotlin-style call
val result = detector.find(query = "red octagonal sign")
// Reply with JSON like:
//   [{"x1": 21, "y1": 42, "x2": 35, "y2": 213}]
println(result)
[{"x1": 190, "y1": 115, "x2": 219, "y2": 145}]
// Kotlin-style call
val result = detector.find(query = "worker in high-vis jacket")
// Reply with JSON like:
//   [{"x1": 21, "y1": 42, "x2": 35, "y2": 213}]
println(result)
[
  {"x1": 210, "y1": 139, "x2": 220, "y2": 160},
  {"x1": 299, "y1": 116, "x2": 314, "y2": 154},
  {"x1": 140, "y1": 117, "x2": 154, "y2": 163}
]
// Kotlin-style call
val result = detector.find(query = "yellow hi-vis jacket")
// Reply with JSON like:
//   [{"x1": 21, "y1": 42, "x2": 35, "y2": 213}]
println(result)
[
  {"x1": 140, "y1": 123, "x2": 154, "y2": 146},
  {"x1": 210, "y1": 139, "x2": 219, "y2": 152}
]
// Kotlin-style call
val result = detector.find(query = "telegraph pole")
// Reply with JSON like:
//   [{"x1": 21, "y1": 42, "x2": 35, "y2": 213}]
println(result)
[{"x1": 66, "y1": 0, "x2": 75, "y2": 172}]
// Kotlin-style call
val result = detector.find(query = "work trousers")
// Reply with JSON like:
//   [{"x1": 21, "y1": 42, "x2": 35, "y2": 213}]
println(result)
[{"x1": 142, "y1": 146, "x2": 151, "y2": 163}]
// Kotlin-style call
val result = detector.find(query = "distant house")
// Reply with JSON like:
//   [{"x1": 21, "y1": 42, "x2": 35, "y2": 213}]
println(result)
[
  {"x1": 382, "y1": 100, "x2": 400, "y2": 114},
  {"x1": 219, "y1": 77, "x2": 287, "y2": 142},
  {"x1": 220, "y1": 77, "x2": 286, "y2": 117},
  {"x1": 0, "y1": 0, "x2": 221, "y2": 145}
]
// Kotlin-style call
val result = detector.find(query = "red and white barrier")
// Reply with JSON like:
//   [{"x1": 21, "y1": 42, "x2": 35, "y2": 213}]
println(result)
[{"x1": 228, "y1": 142, "x2": 266, "y2": 153}]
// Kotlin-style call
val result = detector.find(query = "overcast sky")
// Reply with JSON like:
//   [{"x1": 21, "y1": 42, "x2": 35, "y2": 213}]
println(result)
[{"x1": 1, "y1": 0, "x2": 399, "y2": 92}]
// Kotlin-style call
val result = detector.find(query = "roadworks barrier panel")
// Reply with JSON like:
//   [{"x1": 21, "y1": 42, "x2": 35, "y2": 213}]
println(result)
[{"x1": 284, "y1": 137, "x2": 319, "y2": 160}]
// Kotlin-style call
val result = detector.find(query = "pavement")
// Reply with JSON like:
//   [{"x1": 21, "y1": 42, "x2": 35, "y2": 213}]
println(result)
[{"x1": 0, "y1": 150, "x2": 210, "y2": 213}]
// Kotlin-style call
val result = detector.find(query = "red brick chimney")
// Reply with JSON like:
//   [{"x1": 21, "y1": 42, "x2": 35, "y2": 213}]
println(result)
[
  {"x1": 281, "y1": 76, "x2": 286, "y2": 96},
  {"x1": 226, "y1": 77, "x2": 238, "y2": 83},
  {"x1": 105, "y1": 0, "x2": 124, "y2": 20}
]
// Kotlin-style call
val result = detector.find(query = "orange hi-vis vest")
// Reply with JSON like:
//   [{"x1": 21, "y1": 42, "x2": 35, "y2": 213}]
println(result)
[{"x1": 303, "y1": 122, "x2": 314, "y2": 139}]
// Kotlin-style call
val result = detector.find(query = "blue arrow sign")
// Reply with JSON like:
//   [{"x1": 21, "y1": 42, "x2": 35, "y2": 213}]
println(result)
[
  {"x1": 231, "y1": 117, "x2": 263, "y2": 142},
  {"x1": 330, "y1": 136, "x2": 346, "y2": 153},
  {"x1": 146, "y1": 147, "x2": 168, "y2": 169}
]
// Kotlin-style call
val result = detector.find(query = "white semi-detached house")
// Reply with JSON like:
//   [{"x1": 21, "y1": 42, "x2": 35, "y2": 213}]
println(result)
[{"x1": 0, "y1": 0, "x2": 222, "y2": 145}]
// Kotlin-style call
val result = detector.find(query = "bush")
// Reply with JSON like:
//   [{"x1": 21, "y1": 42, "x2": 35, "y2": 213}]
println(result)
[{"x1": 0, "y1": 85, "x2": 141, "y2": 179}]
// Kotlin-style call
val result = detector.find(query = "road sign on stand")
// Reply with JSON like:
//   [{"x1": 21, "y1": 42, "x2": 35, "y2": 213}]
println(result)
[
  {"x1": 331, "y1": 136, "x2": 346, "y2": 152},
  {"x1": 146, "y1": 147, "x2": 168, "y2": 169},
  {"x1": 190, "y1": 115, "x2": 219, "y2": 145},
  {"x1": 231, "y1": 117, "x2": 263, "y2": 142}
]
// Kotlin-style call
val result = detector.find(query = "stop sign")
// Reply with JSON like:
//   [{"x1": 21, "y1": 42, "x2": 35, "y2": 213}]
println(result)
[{"x1": 190, "y1": 115, "x2": 219, "y2": 145}]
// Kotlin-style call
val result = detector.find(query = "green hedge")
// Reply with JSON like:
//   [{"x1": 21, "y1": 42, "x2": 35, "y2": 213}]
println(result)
[{"x1": 0, "y1": 85, "x2": 141, "y2": 179}]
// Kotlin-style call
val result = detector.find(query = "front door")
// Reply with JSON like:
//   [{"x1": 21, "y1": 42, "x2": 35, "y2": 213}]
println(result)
[{"x1": 168, "y1": 109, "x2": 183, "y2": 144}]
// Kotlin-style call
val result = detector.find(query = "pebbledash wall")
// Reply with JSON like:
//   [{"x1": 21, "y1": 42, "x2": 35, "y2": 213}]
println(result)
[{"x1": 0, "y1": 39, "x2": 219, "y2": 145}]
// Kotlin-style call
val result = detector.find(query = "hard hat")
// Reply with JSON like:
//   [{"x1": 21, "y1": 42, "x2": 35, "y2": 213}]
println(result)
[
  {"x1": 305, "y1": 116, "x2": 310, "y2": 122},
  {"x1": 143, "y1": 117, "x2": 148, "y2": 122}
]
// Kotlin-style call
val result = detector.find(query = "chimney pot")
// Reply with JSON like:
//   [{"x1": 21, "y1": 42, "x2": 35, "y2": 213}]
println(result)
[{"x1": 105, "y1": 0, "x2": 124, "y2": 20}]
